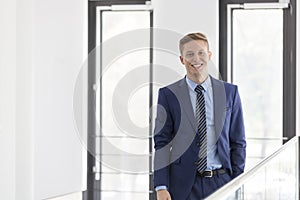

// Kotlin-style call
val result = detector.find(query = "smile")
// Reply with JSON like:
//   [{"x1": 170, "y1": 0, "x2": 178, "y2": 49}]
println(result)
[{"x1": 191, "y1": 63, "x2": 204, "y2": 68}]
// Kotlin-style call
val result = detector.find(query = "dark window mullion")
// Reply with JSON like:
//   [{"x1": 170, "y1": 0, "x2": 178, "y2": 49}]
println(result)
[{"x1": 282, "y1": 0, "x2": 296, "y2": 143}]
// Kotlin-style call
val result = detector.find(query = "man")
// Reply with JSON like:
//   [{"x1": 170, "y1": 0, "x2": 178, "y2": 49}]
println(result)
[{"x1": 153, "y1": 32, "x2": 246, "y2": 200}]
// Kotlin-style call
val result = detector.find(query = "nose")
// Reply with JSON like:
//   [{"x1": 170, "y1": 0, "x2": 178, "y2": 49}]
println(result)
[{"x1": 192, "y1": 54, "x2": 202, "y2": 63}]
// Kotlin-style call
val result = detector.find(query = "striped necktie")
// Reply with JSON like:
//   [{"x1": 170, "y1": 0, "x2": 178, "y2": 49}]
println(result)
[{"x1": 195, "y1": 85, "x2": 207, "y2": 173}]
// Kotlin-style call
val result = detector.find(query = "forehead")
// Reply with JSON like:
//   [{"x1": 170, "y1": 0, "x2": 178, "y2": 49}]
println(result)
[{"x1": 182, "y1": 40, "x2": 208, "y2": 52}]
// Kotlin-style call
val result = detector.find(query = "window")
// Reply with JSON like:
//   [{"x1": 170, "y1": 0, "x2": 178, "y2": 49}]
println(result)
[
  {"x1": 87, "y1": 1, "x2": 154, "y2": 200},
  {"x1": 219, "y1": 0, "x2": 296, "y2": 169}
]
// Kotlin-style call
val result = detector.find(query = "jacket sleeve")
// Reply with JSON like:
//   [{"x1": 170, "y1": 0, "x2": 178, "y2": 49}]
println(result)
[
  {"x1": 153, "y1": 88, "x2": 174, "y2": 188},
  {"x1": 229, "y1": 86, "x2": 246, "y2": 178}
]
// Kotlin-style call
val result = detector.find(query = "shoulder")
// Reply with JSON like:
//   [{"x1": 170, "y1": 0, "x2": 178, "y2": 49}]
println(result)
[
  {"x1": 210, "y1": 76, "x2": 238, "y2": 91},
  {"x1": 159, "y1": 78, "x2": 185, "y2": 93}
]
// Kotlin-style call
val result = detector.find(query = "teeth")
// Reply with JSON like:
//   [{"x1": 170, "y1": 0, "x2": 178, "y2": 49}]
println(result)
[{"x1": 192, "y1": 64, "x2": 202, "y2": 68}]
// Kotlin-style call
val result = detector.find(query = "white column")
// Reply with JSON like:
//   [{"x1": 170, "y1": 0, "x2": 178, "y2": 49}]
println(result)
[
  {"x1": 0, "y1": 0, "x2": 17, "y2": 199},
  {"x1": 15, "y1": 0, "x2": 34, "y2": 199}
]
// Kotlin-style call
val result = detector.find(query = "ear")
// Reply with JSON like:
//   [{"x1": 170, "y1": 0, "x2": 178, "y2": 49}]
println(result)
[
  {"x1": 208, "y1": 51, "x2": 212, "y2": 60},
  {"x1": 180, "y1": 55, "x2": 185, "y2": 64}
]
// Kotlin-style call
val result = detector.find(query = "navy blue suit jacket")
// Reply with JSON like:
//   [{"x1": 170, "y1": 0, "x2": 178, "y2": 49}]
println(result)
[{"x1": 153, "y1": 76, "x2": 246, "y2": 200}]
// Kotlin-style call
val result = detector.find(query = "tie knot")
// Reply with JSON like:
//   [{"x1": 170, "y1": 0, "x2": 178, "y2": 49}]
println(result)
[{"x1": 195, "y1": 85, "x2": 204, "y2": 94}]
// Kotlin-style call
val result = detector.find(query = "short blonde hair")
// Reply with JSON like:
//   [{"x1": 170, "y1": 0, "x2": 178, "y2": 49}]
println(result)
[{"x1": 179, "y1": 32, "x2": 210, "y2": 55}]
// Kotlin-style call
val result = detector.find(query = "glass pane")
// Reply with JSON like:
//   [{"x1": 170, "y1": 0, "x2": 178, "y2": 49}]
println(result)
[
  {"x1": 206, "y1": 137, "x2": 298, "y2": 200},
  {"x1": 232, "y1": 9, "x2": 283, "y2": 168},
  {"x1": 101, "y1": 138, "x2": 149, "y2": 154},
  {"x1": 101, "y1": 173, "x2": 149, "y2": 191},
  {"x1": 244, "y1": 150, "x2": 297, "y2": 200},
  {"x1": 98, "y1": 10, "x2": 151, "y2": 199}
]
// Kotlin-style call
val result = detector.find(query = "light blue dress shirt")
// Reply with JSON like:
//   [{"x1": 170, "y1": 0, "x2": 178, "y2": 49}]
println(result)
[
  {"x1": 155, "y1": 76, "x2": 222, "y2": 191},
  {"x1": 185, "y1": 76, "x2": 222, "y2": 171}
]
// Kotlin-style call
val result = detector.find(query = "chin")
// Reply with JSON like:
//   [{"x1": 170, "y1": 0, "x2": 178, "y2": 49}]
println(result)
[
  {"x1": 191, "y1": 67, "x2": 204, "y2": 74},
  {"x1": 193, "y1": 71, "x2": 208, "y2": 77}
]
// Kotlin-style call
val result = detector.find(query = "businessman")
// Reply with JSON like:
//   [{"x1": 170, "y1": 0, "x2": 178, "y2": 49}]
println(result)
[{"x1": 153, "y1": 32, "x2": 246, "y2": 200}]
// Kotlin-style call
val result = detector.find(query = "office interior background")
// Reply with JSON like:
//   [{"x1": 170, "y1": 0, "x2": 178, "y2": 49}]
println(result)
[{"x1": 0, "y1": 0, "x2": 299, "y2": 199}]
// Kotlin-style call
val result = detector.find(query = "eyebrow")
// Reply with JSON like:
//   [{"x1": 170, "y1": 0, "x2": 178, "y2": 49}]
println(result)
[{"x1": 185, "y1": 49, "x2": 206, "y2": 53}]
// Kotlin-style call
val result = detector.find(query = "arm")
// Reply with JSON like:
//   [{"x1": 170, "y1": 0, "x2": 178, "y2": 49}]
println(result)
[
  {"x1": 229, "y1": 86, "x2": 246, "y2": 178},
  {"x1": 153, "y1": 88, "x2": 174, "y2": 189}
]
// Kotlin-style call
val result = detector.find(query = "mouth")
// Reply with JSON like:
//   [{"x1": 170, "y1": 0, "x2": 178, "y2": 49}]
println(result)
[{"x1": 191, "y1": 63, "x2": 204, "y2": 69}]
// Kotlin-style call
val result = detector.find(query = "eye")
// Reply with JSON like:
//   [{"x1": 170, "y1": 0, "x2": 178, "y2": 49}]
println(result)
[
  {"x1": 186, "y1": 52, "x2": 194, "y2": 57},
  {"x1": 199, "y1": 51, "x2": 206, "y2": 56}
]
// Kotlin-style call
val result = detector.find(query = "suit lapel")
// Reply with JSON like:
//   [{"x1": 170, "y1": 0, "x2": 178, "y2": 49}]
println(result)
[
  {"x1": 171, "y1": 78, "x2": 197, "y2": 132},
  {"x1": 211, "y1": 76, "x2": 227, "y2": 139},
  {"x1": 168, "y1": 77, "x2": 227, "y2": 137}
]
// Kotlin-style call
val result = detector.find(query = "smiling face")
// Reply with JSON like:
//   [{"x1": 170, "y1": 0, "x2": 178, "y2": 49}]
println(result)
[{"x1": 180, "y1": 39, "x2": 212, "y2": 83}]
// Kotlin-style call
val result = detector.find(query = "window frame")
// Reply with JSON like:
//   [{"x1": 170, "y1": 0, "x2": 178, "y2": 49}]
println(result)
[
  {"x1": 219, "y1": 0, "x2": 296, "y2": 143},
  {"x1": 86, "y1": 1, "x2": 153, "y2": 200}
]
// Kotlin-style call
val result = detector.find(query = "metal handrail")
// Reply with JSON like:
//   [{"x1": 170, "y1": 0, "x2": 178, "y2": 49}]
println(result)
[{"x1": 205, "y1": 136, "x2": 299, "y2": 200}]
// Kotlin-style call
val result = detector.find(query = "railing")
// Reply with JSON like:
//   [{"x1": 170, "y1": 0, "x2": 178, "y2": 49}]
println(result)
[{"x1": 205, "y1": 136, "x2": 299, "y2": 200}]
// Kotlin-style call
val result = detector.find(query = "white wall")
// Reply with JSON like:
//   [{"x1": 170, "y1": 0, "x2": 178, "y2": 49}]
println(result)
[
  {"x1": 0, "y1": 1, "x2": 16, "y2": 199},
  {"x1": 15, "y1": 0, "x2": 34, "y2": 199},
  {"x1": 152, "y1": 0, "x2": 219, "y2": 70},
  {"x1": 32, "y1": 0, "x2": 85, "y2": 199},
  {"x1": 0, "y1": 0, "x2": 86, "y2": 199}
]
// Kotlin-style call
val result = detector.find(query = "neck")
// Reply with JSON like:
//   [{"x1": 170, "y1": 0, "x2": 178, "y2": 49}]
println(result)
[{"x1": 187, "y1": 73, "x2": 208, "y2": 84}]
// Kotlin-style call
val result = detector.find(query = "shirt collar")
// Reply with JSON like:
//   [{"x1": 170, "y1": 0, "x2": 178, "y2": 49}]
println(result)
[{"x1": 185, "y1": 75, "x2": 211, "y2": 92}]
